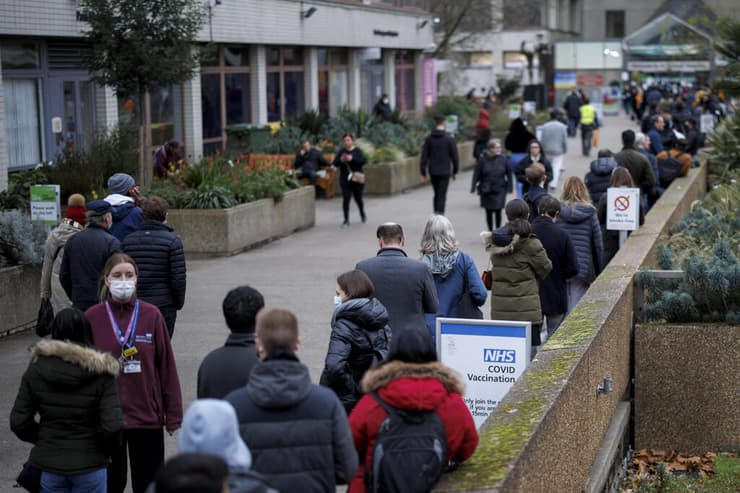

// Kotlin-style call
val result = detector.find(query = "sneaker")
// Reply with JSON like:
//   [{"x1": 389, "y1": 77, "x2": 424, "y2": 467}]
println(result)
[
  {"x1": 340, "y1": 221, "x2": 350, "y2": 229},
  {"x1": 361, "y1": 214, "x2": 367, "y2": 224}
]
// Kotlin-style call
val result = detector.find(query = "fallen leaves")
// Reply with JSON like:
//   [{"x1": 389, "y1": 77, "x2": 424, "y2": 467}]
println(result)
[{"x1": 622, "y1": 449, "x2": 736, "y2": 491}]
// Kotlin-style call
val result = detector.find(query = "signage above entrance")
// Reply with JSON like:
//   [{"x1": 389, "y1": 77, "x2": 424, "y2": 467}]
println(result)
[{"x1": 626, "y1": 60, "x2": 710, "y2": 72}]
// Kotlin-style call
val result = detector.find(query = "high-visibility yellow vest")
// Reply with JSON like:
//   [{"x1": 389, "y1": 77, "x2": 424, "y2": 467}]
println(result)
[{"x1": 580, "y1": 104, "x2": 596, "y2": 125}]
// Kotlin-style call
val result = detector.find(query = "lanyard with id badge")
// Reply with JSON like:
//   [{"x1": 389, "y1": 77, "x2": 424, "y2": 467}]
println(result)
[{"x1": 106, "y1": 300, "x2": 141, "y2": 374}]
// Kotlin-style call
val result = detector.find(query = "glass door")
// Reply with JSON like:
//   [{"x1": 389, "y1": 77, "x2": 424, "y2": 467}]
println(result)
[{"x1": 46, "y1": 77, "x2": 95, "y2": 159}]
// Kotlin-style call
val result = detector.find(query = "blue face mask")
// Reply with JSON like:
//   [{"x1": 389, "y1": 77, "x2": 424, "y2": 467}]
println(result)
[{"x1": 333, "y1": 295, "x2": 342, "y2": 307}]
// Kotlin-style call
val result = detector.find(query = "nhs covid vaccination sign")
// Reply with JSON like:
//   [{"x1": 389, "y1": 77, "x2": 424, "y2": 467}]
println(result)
[{"x1": 436, "y1": 319, "x2": 530, "y2": 429}]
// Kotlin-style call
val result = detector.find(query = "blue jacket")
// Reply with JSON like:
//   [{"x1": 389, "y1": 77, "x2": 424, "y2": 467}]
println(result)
[
  {"x1": 105, "y1": 195, "x2": 143, "y2": 242},
  {"x1": 647, "y1": 128, "x2": 664, "y2": 155},
  {"x1": 422, "y1": 251, "x2": 487, "y2": 334},
  {"x1": 557, "y1": 203, "x2": 603, "y2": 285}
]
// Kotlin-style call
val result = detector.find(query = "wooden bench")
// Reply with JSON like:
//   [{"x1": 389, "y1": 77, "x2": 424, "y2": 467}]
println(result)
[{"x1": 300, "y1": 167, "x2": 336, "y2": 199}]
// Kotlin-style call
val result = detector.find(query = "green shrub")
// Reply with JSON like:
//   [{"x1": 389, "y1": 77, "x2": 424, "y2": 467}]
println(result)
[
  {"x1": 497, "y1": 77, "x2": 520, "y2": 102},
  {"x1": 424, "y1": 96, "x2": 478, "y2": 127},
  {"x1": 0, "y1": 168, "x2": 50, "y2": 211},
  {"x1": 183, "y1": 185, "x2": 236, "y2": 209},
  {"x1": 261, "y1": 126, "x2": 307, "y2": 155},
  {"x1": 0, "y1": 210, "x2": 47, "y2": 266},
  {"x1": 43, "y1": 125, "x2": 139, "y2": 202},
  {"x1": 285, "y1": 110, "x2": 328, "y2": 137},
  {"x1": 706, "y1": 111, "x2": 740, "y2": 183}
]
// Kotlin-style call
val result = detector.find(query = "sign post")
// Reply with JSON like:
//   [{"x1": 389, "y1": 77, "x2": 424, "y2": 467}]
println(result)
[
  {"x1": 436, "y1": 318, "x2": 530, "y2": 429},
  {"x1": 30, "y1": 185, "x2": 61, "y2": 225},
  {"x1": 606, "y1": 187, "x2": 639, "y2": 247}
]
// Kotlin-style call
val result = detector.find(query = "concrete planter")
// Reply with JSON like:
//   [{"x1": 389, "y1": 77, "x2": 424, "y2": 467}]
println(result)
[
  {"x1": 166, "y1": 186, "x2": 315, "y2": 257},
  {"x1": 0, "y1": 264, "x2": 41, "y2": 337},
  {"x1": 635, "y1": 323, "x2": 739, "y2": 454},
  {"x1": 332, "y1": 141, "x2": 475, "y2": 196}
]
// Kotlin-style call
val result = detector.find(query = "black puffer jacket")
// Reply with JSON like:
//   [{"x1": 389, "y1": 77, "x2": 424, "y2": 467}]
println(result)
[
  {"x1": 225, "y1": 352, "x2": 358, "y2": 493},
  {"x1": 10, "y1": 339, "x2": 123, "y2": 474},
  {"x1": 557, "y1": 203, "x2": 603, "y2": 285},
  {"x1": 420, "y1": 129, "x2": 459, "y2": 177},
  {"x1": 585, "y1": 157, "x2": 618, "y2": 206},
  {"x1": 514, "y1": 154, "x2": 553, "y2": 195},
  {"x1": 122, "y1": 220, "x2": 186, "y2": 311},
  {"x1": 321, "y1": 297, "x2": 391, "y2": 414},
  {"x1": 59, "y1": 223, "x2": 121, "y2": 311}
]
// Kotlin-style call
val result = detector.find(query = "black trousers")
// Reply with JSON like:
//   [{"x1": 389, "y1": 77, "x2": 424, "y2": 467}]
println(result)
[
  {"x1": 108, "y1": 428, "x2": 164, "y2": 493},
  {"x1": 485, "y1": 208, "x2": 502, "y2": 231},
  {"x1": 430, "y1": 175, "x2": 450, "y2": 215},
  {"x1": 340, "y1": 180, "x2": 365, "y2": 222},
  {"x1": 161, "y1": 308, "x2": 176, "y2": 338}
]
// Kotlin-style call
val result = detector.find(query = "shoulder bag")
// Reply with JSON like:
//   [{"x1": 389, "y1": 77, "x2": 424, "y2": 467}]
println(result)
[{"x1": 343, "y1": 154, "x2": 366, "y2": 184}]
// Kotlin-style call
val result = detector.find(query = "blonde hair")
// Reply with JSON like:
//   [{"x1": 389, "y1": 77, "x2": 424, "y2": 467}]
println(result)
[
  {"x1": 561, "y1": 176, "x2": 593, "y2": 207},
  {"x1": 256, "y1": 308, "x2": 298, "y2": 355}
]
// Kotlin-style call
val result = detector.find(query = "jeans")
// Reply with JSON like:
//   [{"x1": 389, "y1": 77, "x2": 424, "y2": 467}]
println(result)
[
  {"x1": 567, "y1": 117, "x2": 578, "y2": 137},
  {"x1": 567, "y1": 278, "x2": 590, "y2": 312},
  {"x1": 580, "y1": 125, "x2": 594, "y2": 156},
  {"x1": 508, "y1": 153, "x2": 526, "y2": 198},
  {"x1": 544, "y1": 313, "x2": 566, "y2": 338},
  {"x1": 41, "y1": 468, "x2": 106, "y2": 493},
  {"x1": 430, "y1": 175, "x2": 450, "y2": 214}
]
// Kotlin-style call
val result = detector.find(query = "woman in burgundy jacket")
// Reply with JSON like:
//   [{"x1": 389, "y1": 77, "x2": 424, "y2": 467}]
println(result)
[
  {"x1": 347, "y1": 328, "x2": 479, "y2": 493},
  {"x1": 85, "y1": 252, "x2": 182, "y2": 493}
]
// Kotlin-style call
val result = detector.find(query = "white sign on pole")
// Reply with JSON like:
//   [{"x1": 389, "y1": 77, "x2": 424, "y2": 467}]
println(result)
[
  {"x1": 30, "y1": 185, "x2": 61, "y2": 225},
  {"x1": 445, "y1": 114, "x2": 459, "y2": 135},
  {"x1": 436, "y1": 318, "x2": 530, "y2": 429},
  {"x1": 606, "y1": 187, "x2": 639, "y2": 231},
  {"x1": 700, "y1": 113, "x2": 715, "y2": 134},
  {"x1": 523, "y1": 100, "x2": 536, "y2": 114}
]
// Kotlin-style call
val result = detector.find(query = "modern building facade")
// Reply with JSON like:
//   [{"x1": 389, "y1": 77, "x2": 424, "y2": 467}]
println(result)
[{"x1": 0, "y1": 0, "x2": 435, "y2": 189}]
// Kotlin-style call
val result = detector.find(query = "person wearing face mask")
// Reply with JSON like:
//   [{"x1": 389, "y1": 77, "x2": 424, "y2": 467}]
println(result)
[
  {"x1": 85, "y1": 253, "x2": 182, "y2": 493},
  {"x1": 373, "y1": 94, "x2": 392, "y2": 120},
  {"x1": 60, "y1": 200, "x2": 122, "y2": 311},
  {"x1": 471, "y1": 138, "x2": 512, "y2": 231},
  {"x1": 320, "y1": 269, "x2": 391, "y2": 415},
  {"x1": 514, "y1": 139, "x2": 553, "y2": 197}
]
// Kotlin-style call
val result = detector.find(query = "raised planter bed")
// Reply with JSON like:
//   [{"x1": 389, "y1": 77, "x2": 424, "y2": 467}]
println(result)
[
  {"x1": 166, "y1": 186, "x2": 315, "y2": 257},
  {"x1": 332, "y1": 141, "x2": 475, "y2": 196},
  {"x1": 0, "y1": 264, "x2": 41, "y2": 337}
]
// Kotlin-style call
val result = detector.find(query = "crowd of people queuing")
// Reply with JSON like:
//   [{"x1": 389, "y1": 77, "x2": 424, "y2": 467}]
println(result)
[{"x1": 11, "y1": 80, "x2": 717, "y2": 492}]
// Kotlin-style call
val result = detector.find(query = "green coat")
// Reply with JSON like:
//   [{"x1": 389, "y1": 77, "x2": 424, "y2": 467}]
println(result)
[
  {"x1": 10, "y1": 339, "x2": 123, "y2": 474},
  {"x1": 484, "y1": 231, "x2": 552, "y2": 324}
]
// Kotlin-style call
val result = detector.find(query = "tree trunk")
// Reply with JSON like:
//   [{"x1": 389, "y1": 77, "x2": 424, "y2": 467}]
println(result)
[{"x1": 137, "y1": 89, "x2": 153, "y2": 186}]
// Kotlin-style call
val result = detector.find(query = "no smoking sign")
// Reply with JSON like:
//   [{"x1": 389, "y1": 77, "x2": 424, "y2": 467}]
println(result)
[{"x1": 606, "y1": 187, "x2": 639, "y2": 231}]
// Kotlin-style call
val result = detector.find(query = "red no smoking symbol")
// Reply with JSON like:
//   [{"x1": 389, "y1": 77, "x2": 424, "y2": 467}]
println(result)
[{"x1": 614, "y1": 195, "x2": 630, "y2": 211}]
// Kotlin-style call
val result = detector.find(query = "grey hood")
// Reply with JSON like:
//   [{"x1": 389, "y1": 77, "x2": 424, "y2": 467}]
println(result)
[
  {"x1": 589, "y1": 157, "x2": 618, "y2": 176},
  {"x1": 420, "y1": 250, "x2": 459, "y2": 279},
  {"x1": 246, "y1": 354, "x2": 312, "y2": 409}
]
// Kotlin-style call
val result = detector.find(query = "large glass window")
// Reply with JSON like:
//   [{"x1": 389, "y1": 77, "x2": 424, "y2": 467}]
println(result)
[
  {"x1": 4, "y1": 79, "x2": 42, "y2": 167},
  {"x1": 1, "y1": 42, "x2": 41, "y2": 70},
  {"x1": 200, "y1": 44, "x2": 251, "y2": 152},
  {"x1": 201, "y1": 74, "x2": 221, "y2": 139},
  {"x1": 395, "y1": 51, "x2": 416, "y2": 112},
  {"x1": 318, "y1": 48, "x2": 349, "y2": 117},
  {"x1": 266, "y1": 47, "x2": 305, "y2": 121},
  {"x1": 150, "y1": 85, "x2": 184, "y2": 146},
  {"x1": 605, "y1": 10, "x2": 625, "y2": 38}
]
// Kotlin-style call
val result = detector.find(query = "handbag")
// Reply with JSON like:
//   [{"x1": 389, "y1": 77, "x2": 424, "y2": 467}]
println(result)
[
  {"x1": 349, "y1": 171, "x2": 366, "y2": 184},
  {"x1": 16, "y1": 461, "x2": 42, "y2": 493},
  {"x1": 36, "y1": 298, "x2": 54, "y2": 338},
  {"x1": 481, "y1": 269, "x2": 492, "y2": 291},
  {"x1": 457, "y1": 255, "x2": 483, "y2": 319}
]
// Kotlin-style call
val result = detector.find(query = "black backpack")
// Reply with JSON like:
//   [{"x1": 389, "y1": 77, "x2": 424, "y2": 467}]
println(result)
[
  {"x1": 657, "y1": 152, "x2": 684, "y2": 188},
  {"x1": 365, "y1": 391, "x2": 448, "y2": 493}
]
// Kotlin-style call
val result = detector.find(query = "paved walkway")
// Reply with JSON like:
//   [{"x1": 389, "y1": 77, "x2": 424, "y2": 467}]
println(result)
[{"x1": 0, "y1": 113, "x2": 636, "y2": 490}]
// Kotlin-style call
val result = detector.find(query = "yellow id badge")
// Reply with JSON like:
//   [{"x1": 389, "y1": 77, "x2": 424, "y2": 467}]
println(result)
[{"x1": 122, "y1": 346, "x2": 138, "y2": 358}]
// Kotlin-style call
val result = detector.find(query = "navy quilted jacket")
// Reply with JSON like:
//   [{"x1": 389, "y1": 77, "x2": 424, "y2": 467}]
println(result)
[
  {"x1": 122, "y1": 220, "x2": 186, "y2": 311},
  {"x1": 557, "y1": 203, "x2": 603, "y2": 284}
]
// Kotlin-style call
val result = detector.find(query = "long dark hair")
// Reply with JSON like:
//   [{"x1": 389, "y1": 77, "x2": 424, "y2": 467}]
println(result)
[
  {"x1": 51, "y1": 307, "x2": 94, "y2": 346},
  {"x1": 505, "y1": 199, "x2": 532, "y2": 237}
]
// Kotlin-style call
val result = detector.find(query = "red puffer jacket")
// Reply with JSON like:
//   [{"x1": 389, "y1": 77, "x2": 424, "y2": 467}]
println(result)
[{"x1": 347, "y1": 360, "x2": 479, "y2": 493}]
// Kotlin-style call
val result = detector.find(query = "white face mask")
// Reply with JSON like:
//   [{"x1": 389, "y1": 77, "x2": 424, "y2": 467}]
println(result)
[
  {"x1": 109, "y1": 279, "x2": 136, "y2": 301},
  {"x1": 333, "y1": 295, "x2": 343, "y2": 307}
]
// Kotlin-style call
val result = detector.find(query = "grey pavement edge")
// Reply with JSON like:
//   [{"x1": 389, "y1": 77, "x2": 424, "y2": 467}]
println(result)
[{"x1": 0, "y1": 113, "x2": 637, "y2": 492}]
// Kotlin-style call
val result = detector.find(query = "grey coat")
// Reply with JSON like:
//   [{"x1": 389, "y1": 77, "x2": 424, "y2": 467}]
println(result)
[
  {"x1": 539, "y1": 120, "x2": 568, "y2": 156},
  {"x1": 40, "y1": 220, "x2": 83, "y2": 314},
  {"x1": 356, "y1": 248, "x2": 439, "y2": 333}
]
